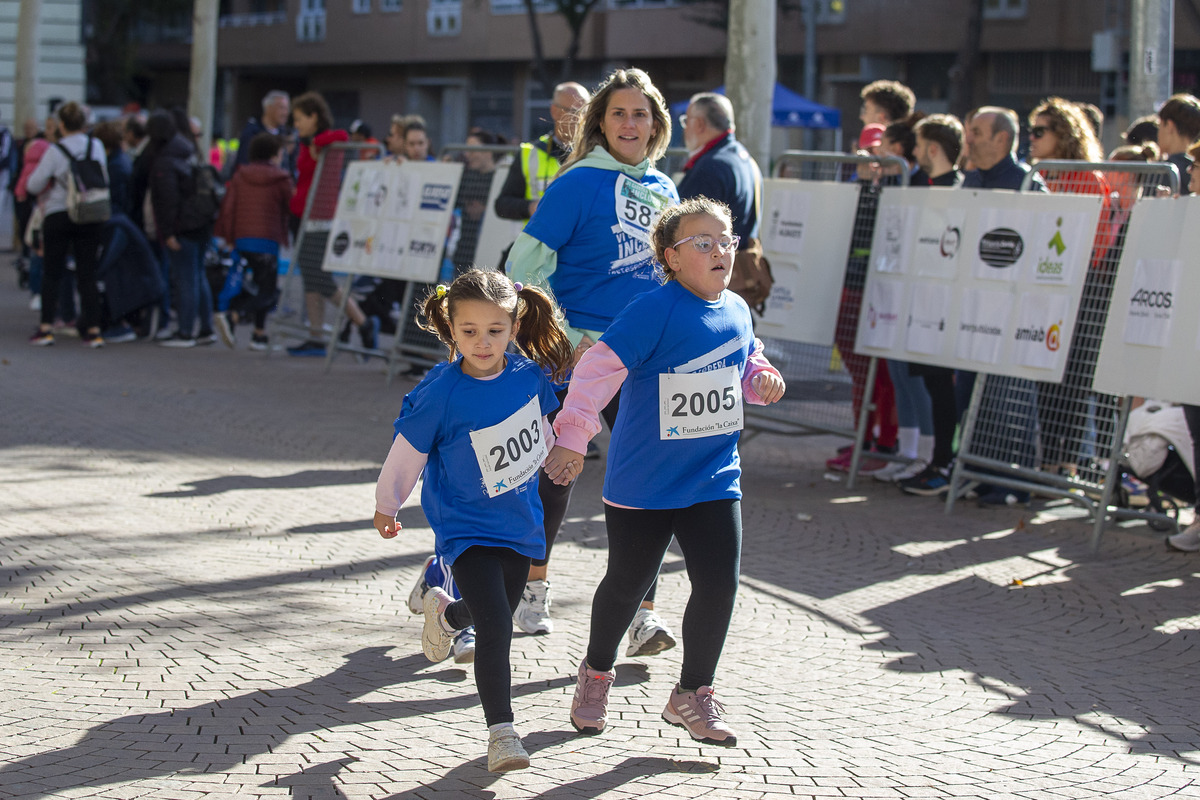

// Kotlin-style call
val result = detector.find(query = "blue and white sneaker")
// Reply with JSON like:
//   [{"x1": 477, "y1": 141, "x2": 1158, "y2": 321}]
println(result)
[{"x1": 453, "y1": 626, "x2": 476, "y2": 664}]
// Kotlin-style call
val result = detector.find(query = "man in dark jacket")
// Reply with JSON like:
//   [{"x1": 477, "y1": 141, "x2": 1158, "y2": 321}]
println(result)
[
  {"x1": 959, "y1": 106, "x2": 1045, "y2": 506},
  {"x1": 676, "y1": 92, "x2": 760, "y2": 244},
  {"x1": 233, "y1": 90, "x2": 291, "y2": 173}
]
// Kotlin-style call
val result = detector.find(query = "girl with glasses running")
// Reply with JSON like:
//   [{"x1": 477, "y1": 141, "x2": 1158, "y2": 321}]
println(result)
[
  {"x1": 373, "y1": 270, "x2": 573, "y2": 772},
  {"x1": 544, "y1": 197, "x2": 786, "y2": 746}
]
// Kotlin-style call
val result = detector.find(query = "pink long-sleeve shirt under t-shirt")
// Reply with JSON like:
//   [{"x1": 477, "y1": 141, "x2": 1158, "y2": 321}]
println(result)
[{"x1": 551, "y1": 339, "x2": 781, "y2": 509}]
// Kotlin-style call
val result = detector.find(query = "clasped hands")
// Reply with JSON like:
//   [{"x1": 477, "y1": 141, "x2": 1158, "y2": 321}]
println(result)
[{"x1": 544, "y1": 444, "x2": 584, "y2": 486}]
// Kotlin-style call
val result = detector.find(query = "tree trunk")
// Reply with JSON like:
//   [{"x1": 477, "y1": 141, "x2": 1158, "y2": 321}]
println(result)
[{"x1": 725, "y1": 0, "x2": 776, "y2": 174}]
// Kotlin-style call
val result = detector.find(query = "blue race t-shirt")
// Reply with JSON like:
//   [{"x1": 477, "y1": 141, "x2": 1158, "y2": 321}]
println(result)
[
  {"x1": 599, "y1": 280, "x2": 755, "y2": 509},
  {"x1": 393, "y1": 353, "x2": 559, "y2": 565},
  {"x1": 523, "y1": 165, "x2": 678, "y2": 332}
]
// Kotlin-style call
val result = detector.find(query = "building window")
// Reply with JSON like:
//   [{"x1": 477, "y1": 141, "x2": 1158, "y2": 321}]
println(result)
[
  {"x1": 608, "y1": 0, "x2": 679, "y2": 8},
  {"x1": 381, "y1": 0, "x2": 402, "y2": 10},
  {"x1": 428, "y1": 0, "x2": 461, "y2": 35},
  {"x1": 353, "y1": 0, "x2": 371, "y2": 12},
  {"x1": 984, "y1": 0, "x2": 1026, "y2": 19},
  {"x1": 297, "y1": 0, "x2": 326, "y2": 42}
]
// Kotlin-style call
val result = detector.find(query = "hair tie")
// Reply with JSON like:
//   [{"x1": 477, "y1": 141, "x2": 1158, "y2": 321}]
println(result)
[
  {"x1": 435, "y1": 284, "x2": 448, "y2": 298},
  {"x1": 512, "y1": 282, "x2": 523, "y2": 292}
]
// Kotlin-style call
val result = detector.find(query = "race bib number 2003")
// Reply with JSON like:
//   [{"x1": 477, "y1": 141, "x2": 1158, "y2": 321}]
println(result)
[
  {"x1": 659, "y1": 367, "x2": 743, "y2": 440},
  {"x1": 469, "y1": 397, "x2": 547, "y2": 497}
]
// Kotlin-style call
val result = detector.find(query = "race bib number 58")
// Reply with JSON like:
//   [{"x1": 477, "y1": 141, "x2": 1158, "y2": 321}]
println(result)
[
  {"x1": 659, "y1": 367, "x2": 743, "y2": 440},
  {"x1": 615, "y1": 174, "x2": 672, "y2": 243},
  {"x1": 469, "y1": 397, "x2": 547, "y2": 497}
]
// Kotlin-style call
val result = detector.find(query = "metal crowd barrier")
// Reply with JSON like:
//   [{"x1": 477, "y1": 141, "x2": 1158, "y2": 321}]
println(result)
[
  {"x1": 753, "y1": 151, "x2": 908, "y2": 489},
  {"x1": 944, "y1": 159, "x2": 1180, "y2": 550}
]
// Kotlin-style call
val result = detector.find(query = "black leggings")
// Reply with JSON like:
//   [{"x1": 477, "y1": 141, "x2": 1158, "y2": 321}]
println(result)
[
  {"x1": 442, "y1": 546, "x2": 531, "y2": 727},
  {"x1": 920, "y1": 367, "x2": 958, "y2": 469},
  {"x1": 587, "y1": 499, "x2": 741, "y2": 691},
  {"x1": 535, "y1": 388, "x2": 659, "y2": 603}
]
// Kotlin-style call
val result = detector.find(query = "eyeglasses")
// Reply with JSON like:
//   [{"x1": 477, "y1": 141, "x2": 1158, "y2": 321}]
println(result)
[
  {"x1": 671, "y1": 234, "x2": 740, "y2": 254},
  {"x1": 678, "y1": 113, "x2": 690, "y2": 128},
  {"x1": 1029, "y1": 125, "x2": 1049, "y2": 139}
]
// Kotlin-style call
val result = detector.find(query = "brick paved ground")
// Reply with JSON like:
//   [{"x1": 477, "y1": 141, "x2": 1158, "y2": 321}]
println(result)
[{"x1": 2, "y1": 275, "x2": 1199, "y2": 799}]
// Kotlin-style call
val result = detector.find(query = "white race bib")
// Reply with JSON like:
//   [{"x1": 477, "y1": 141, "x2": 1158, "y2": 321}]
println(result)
[
  {"x1": 659, "y1": 366, "x2": 743, "y2": 440},
  {"x1": 614, "y1": 173, "x2": 672, "y2": 243},
  {"x1": 469, "y1": 396, "x2": 547, "y2": 497}
]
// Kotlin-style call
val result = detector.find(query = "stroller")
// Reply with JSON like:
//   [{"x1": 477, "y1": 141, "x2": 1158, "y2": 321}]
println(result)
[{"x1": 1120, "y1": 401, "x2": 1197, "y2": 530}]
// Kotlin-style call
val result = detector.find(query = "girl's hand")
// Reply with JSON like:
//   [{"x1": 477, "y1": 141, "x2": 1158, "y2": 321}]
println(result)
[
  {"x1": 752, "y1": 372, "x2": 786, "y2": 404},
  {"x1": 374, "y1": 510, "x2": 401, "y2": 538},
  {"x1": 544, "y1": 445, "x2": 584, "y2": 486},
  {"x1": 571, "y1": 336, "x2": 595, "y2": 367}
]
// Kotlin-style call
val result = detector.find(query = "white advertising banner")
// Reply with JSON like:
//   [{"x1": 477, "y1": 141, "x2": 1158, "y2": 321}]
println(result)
[
  {"x1": 1094, "y1": 197, "x2": 1200, "y2": 404},
  {"x1": 757, "y1": 179, "x2": 862, "y2": 344},
  {"x1": 323, "y1": 160, "x2": 464, "y2": 281},
  {"x1": 852, "y1": 187, "x2": 1102, "y2": 382}
]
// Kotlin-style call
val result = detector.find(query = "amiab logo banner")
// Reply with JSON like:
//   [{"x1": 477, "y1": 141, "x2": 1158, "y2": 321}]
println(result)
[
  {"x1": 323, "y1": 160, "x2": 463, "y2": 281},
  {"x1": 1095, "y1": 197, "x2": 1200, "y2": 404},
  {"x1": 854, "y1": 187, "x2": 1101, "y2": 382}
]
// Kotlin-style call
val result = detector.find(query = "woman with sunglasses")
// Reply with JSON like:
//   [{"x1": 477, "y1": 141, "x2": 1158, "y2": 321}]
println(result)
[
  {"x1": 505, "y1": 68, "x2": 680, "y2": 652},
  {"x1": 1027, "y1": 97, "x2": 1117, "y2": 477},
  {"x1": 544, "y1": 197, "x2": 784, "y2": 746}
]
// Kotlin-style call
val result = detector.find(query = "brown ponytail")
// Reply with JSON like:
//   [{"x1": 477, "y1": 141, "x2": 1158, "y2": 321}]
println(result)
[{"x1": 513, "y1": 284, "x2": 574, "y2": 384}]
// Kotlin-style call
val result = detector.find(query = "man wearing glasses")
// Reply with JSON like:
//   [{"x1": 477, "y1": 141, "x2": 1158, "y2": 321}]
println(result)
[
  {"x1": 494, "y1": 82, "x2": 590, "y2": 223},
  {"x1": 676, "y1": 93, "x2": 769, "y2": 314}
]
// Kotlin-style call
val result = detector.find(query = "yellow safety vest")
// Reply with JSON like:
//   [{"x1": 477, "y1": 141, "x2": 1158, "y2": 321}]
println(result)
[{"x1": 519, "y1": 134, "x2": 561, "y2": 206}]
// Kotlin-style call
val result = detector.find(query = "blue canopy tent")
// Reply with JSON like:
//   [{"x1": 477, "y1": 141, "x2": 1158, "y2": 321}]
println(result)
[{"x1": 671, "y1": 84, "x2": 841, "y2": 129}]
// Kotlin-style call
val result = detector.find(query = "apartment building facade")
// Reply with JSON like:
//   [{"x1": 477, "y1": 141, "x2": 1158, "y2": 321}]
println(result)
[{"x1": 123, "y1": 0, "x2": 1200, "y2": 151}]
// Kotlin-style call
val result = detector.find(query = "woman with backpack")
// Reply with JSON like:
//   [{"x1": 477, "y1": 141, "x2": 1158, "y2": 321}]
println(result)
[
  {"x1": 147, "y1": 110, "x2": 216, "y2": 348},
  {"x1": 25, "y1": 101, "x2": 109, "y2": 347}
]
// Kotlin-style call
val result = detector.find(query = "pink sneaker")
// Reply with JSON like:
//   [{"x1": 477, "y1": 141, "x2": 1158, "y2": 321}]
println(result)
[
  {"x1": 662, "y1": 684, "x2": 738, "y2": 746},
  {"x1": 825, "y1": 450, "x2": 853, "y2": 472},
  {"x1": 570, "y1": 659, "x2": 615, "y2": 734}
]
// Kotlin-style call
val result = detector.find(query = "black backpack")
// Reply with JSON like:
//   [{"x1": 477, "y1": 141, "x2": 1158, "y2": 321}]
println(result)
[
  {"x1": 176, "y1": 159, "x2": 224, "y2": 234},
  {"x1": 56, "y1": 135, "x2": 111, "y2": 224}
]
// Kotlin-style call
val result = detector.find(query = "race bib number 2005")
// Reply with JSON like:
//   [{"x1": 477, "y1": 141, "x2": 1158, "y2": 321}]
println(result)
[
  {"x1": 469, "y1": 397, "x2": 547, "y2": 497},
  {"x1": 659, "y1": 367, "x2": 743, "y2": 440}
]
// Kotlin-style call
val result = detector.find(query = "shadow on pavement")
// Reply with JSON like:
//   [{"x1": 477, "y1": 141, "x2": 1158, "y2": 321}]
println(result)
[
  {"x1": 148, "y1": 467, "x2": 380, "y2": 498},
  {"x1": 0, "y1": 647, "x2": 572, "y2": 799}
]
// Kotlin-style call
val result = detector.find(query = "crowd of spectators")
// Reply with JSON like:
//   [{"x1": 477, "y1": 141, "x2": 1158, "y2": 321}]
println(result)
[{"x1": 9, "y1": 81, "x2": 1200, "y2": 548}]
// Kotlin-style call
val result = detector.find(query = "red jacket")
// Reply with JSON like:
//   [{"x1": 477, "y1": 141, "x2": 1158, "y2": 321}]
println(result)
[
  {"x1": 290, "y1": 128, "x2": 348, "y2": 218},
  {"x1": 215, "y1": 162, "x2": 293, "y2": 245}
]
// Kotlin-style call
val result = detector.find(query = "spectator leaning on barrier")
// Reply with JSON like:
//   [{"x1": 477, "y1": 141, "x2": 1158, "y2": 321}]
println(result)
[
  {"x1": 1156, "y1": 93, "x2": 1200, "y2": 197},
  {"x1": 898, "y1": 114, "x2": 968, "y2": 497},
  {"x1": 958, "y1": 106, "x2": 1046, "y2": 508},
  {"x1": 286, "y1": 91, "x2": 377, "y2": 358},
  {"x1": 495, "y1": 82, "x2": 589, "y2": 224},
  {"x1": 402, "y1": 116, "x2": 435, "y2": 162},
  {"x1": 676, "y1": 92, "x2": 770, "y2": 314},
  {"x1": 827, "y1": 80, "x2": 917, "y2": 474}
]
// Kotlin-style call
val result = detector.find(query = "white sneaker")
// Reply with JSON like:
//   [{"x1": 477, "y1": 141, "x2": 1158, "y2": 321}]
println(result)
[
  {"x1": 872, "y1": 458, "x2": 926, "y2": 483},
  {"x1": 625, "y1": 607, "x2": 677, "y2": 657},
  {"x1": 513, "y1": 579, "x2": 552, "y2": 635},
  {"x1": 452, "y1": 626, "x2": 476, "y2": 664},
  {"x1": 422, "y1": 587, "x2": 455, "y2": 663},
  {"x1": 1167, "y1": 521, "x2": 1200, "y2": 553},
  {"x1": 408, "y1": 555, "x2": 435, "y2": 615},
  {"x1": 487, "y1": 724, "x2": 530, "y2": 772}
]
